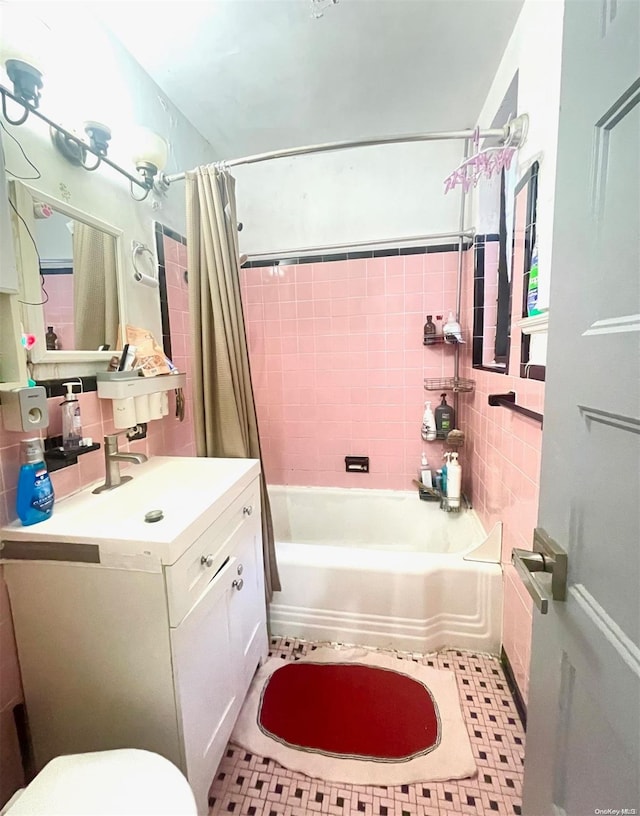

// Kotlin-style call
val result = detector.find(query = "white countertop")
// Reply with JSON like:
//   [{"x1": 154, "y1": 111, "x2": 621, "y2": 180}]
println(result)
[{"x1": 0, "y1": 456, "x2": 261, "y2": 567}]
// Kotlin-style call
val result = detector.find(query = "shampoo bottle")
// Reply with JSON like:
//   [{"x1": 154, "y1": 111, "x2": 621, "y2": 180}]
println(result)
[
  {"x1": 16, "y1": 438, "x2": 55, "y2": 526},
  {"x1": 61, "y1": 382, "x2": 82, "y2": 451},
  {"x1": 421, "y1": 401, "x2": 437, "y2": 442},
  {"x1": 423, "y1": 315, "x2": 437, "y2": 345},
  {"x1": 435, "y1": 393, "x2": 455, "y2": 436},
  {"x1": 447, "y1": 452, "x2": 462, "y2": 509}
]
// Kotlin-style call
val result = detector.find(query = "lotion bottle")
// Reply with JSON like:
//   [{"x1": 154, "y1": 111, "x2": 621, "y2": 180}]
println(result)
[
  {"x1": 419, "y1": 452, "x2": 433, "y2": 489},
  {"x1": 16, "y1": 438, "x2": 55, "y2": 526},
  {"x1": 61, "y1": 382, "x2": 82, "y2": 451},
  {"x1": 447, "y1": 452, "x2": 462, "y2": 509},
  {"x1": 421, "y1": 401, "x2": 437, "y2": 441}
]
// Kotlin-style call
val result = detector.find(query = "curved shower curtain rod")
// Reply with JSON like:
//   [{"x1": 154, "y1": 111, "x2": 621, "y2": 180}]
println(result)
[{"x1": 161, "y1": 117, "x2": 528, "y2": 185}]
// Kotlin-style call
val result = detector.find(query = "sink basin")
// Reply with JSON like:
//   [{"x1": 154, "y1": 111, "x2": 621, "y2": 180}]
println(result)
[{"x1": 0, "y1": 456, "x2": 261, "y2": 566}]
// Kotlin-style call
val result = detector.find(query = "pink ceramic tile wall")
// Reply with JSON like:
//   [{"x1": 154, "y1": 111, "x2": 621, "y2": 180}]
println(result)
[
  {"x1": 459, "y1": 189, "x2": 544, "y2": 704},
  {"x1": 41, "y1": 274, "x2": 74, "y2": 351},
  {"x1": 0, "y1": 234, "x2": 195, "y2": 806},
  {"x1": 240, "y1": 253, "x2": 460, "y2": 489}
]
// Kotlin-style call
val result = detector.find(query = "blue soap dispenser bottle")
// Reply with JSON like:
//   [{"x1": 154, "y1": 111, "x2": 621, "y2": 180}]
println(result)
[{"x1": 16, "y1": 438, "x2": 55, "y2": 526}]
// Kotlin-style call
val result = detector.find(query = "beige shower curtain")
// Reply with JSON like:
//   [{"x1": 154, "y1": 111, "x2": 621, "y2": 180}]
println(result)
[
  {"x1": 185, "y1": 164, "x2": 280, "y2": 600},
  {"x1": 72, "y1": 223, "x2": 119, "y2": 350}
]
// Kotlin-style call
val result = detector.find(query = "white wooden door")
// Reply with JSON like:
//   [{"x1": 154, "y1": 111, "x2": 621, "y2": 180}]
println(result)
[{"x1": 521, "y1": 1, "x2": 640, "y2": 813}]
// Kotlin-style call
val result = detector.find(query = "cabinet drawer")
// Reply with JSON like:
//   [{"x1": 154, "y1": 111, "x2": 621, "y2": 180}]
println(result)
[{"x1": 165, "y1": 479, "x2": 260, "y2": 627}]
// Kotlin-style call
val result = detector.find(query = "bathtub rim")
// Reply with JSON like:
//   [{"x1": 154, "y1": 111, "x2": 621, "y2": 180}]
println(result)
[{"x1": 268, "y1": 484, "x2": 499, "y2": 563}]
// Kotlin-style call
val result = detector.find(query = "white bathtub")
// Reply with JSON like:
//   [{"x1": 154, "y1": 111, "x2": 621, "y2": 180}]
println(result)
[{"x1": 269, "y1": 486, "x2": 503, "y2": 654}]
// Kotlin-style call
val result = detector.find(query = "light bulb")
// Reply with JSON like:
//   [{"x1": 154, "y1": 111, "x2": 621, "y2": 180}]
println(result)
[{"x1": 131, "y1": 127, "x2": 168, "y2": 174}]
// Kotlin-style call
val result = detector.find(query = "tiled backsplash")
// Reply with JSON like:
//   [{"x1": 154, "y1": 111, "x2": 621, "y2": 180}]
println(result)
[{"x1": 240, "y1": 251, "x2": 461, "y2": 490}]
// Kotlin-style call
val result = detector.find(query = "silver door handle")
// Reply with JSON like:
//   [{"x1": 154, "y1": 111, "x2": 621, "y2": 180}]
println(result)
[
  {"x1": 243, "y1": 505, "x2": 253, "y2": 516},
  {"x1": 200, "y1": 554, "x2": 214, "y2": 568},
  {"x1": 232, "y1": 578, "x2": 244, "y2": 591},
  {"x1": 512, "y1": 528, "x2": 568, "y2": 615}
]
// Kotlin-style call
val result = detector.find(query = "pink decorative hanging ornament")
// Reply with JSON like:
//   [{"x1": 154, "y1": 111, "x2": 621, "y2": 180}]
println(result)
[{"x1": 443, "y1": 123, "x2": 517, "y2": 194}]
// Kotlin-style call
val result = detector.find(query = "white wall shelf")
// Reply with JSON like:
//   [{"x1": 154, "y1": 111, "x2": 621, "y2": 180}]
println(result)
[{"x1": 97, "y1": 373, "x2": 186, "y2": 400}]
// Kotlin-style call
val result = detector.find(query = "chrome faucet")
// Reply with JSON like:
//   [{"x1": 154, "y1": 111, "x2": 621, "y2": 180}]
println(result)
[{"x1": 92, "y1": 429, "x2": 148, "y2": 494}]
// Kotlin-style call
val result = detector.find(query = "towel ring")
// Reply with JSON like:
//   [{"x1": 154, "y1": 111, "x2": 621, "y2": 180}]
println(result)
[{"x1": 131, "y1": 241, "x2": 158, "y2": 288}]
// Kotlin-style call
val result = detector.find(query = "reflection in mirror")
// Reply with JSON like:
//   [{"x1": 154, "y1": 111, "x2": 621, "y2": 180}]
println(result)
[
  {"x1": 472, "y1": 172, "x2": 514, "y2": 373},
  {"x1": 517, "y1": 161, "x2": 541, "y2": 378},
  {"x1": 33, "y1": 208, "x2": 119, "y2": 351},
  {"x1": 472, "y1": 73, "x2": 519, "y2": 373}
]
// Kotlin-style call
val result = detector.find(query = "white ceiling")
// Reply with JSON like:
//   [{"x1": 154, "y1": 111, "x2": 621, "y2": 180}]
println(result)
[{"x1": 95, "y1": 0, "x2": 523, "y2": 159}]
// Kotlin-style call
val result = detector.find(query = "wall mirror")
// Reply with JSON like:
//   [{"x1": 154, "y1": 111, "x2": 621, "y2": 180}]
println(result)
[
  {"x1": 472, "y1": 172, "x2": 513, "y2": 373},
  {"x1": 10, "y1": 180, "x2": 125, "y2": 365}
]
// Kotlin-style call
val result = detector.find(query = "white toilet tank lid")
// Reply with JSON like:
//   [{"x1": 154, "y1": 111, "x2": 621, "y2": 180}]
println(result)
[{"x1": 3, "y1": 749, "x2": 198, "y2": 816}]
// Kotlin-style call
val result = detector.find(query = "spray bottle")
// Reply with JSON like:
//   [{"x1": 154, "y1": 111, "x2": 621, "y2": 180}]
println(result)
[{"x1": 61, "y1": 382, "x2": 82, "y2": 451}]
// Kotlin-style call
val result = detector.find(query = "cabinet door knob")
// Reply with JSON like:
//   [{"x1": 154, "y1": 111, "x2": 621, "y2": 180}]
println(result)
[
  {"x1": 232, "y1": 578, "x2": 244, "y2": 591},
  {"x1": 242, "y1": 505, "x2": 253, "y2": 516},
  {"x1": 237, "y1": 563, "x2": 243, "y2": 575},
  {"x1": 200, "y1": 554, "x2": 215, "y2": 568}
]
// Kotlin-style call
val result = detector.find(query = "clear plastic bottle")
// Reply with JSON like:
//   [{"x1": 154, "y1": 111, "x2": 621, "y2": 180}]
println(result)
[
  {"x1": 61, "y1": 382, "x2": 82, "y2": 451},
  {"x1": 16, "y1": 438, "x2": 55, "y2": 526}
]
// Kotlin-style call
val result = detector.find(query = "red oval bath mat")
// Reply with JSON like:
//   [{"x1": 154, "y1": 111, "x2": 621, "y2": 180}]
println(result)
[{"x1": 258, "y1": 662, "x2": 440, "y2": 761}]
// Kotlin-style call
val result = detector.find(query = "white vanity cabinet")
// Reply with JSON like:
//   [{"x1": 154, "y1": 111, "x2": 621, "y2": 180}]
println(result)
[{"x1": 0, "y1": 457, "x2": 268, "y2": 816}]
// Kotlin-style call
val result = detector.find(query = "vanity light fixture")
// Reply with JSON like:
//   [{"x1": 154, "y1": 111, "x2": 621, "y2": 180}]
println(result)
[
  {"x1": 51, "y1": 121, "x2": 112, "y2": 172},
  {"x1": 130, "y1": 127, "x2": 168, "y2": 199},
  {"x1": 1, "y1": 59, "x2": 167, "y2": 201},
  {"x1": 4, "y1": 59, "x2": 43, "y2": 121}
]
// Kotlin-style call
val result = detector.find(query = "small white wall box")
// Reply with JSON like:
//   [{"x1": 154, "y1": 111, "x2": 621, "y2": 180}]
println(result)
[{"x1": 1, "y1": 386, "x2": 49, "y2": 431}]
